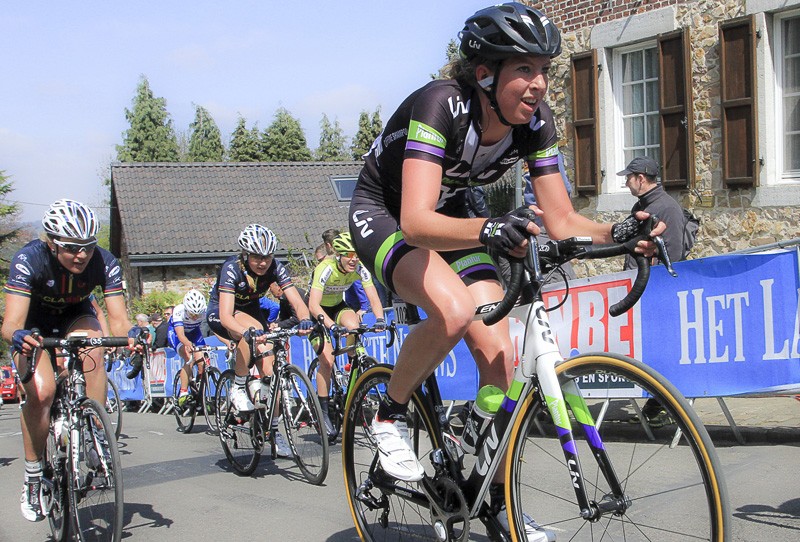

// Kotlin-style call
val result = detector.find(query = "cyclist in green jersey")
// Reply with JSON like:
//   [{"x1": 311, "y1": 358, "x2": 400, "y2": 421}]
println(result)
[{"x1": 308, "y1": 233, "x2": 385, "y2": 442}]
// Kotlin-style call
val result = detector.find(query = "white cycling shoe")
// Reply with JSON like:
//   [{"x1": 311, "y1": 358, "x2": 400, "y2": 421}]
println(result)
[
  {"x1": 273, "y1": 431, "x2": 292, "y2": 458},
  {"x1": 230, "y1": 385, "x2": 255, "y2": 412},
  {"x1": 371, "y1": 416, "x2": 424, "y2": 482},
  {"x1": 495, "y1": 505, "x2": 556, "y2": 542}
]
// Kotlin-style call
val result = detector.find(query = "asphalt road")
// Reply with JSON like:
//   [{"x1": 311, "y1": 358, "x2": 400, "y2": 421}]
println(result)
[{"x1": 0, "y1": 403, "x2": 798, "y2": 541}]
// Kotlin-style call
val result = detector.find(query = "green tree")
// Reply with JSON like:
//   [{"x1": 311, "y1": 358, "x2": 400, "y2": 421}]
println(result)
[
  {"x1": 187, "y1": 105, "x2": 224, "y2": 162},
  {"x1": 432, "y1": 39, "x2": 460, "y2": 79},
  {"x1": 0, "y1": 170, "x2": 20, "y2": 344},
  {"x1": 315, "y1": 114, "x2": 350, "y2": 161},
  {"x1": 228, "y1": 117, "x2": 264, "y2": 162},
  {"x1": 116, "y1": 76, "x2": 180, "y2": 162},
  {"x1": 261, "y1": 108, "x2": 313, "y2": 161},
  {"x1": 351, "y1": 107, "x2": 382, "y2": 160}
]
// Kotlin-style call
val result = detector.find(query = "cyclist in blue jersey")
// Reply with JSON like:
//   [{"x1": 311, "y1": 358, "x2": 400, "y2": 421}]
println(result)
[
  {"x1": 169, "y1": 289, "x2": 209, "y2": 407},
  {"x1": 2, "y1": 200, "x2": 140, "y2": 522},
  {"x1": 347, "y1": 4, "x2": 664, "y2": 539},
  {"x1": 206, "y1": 224, "x2": 314, "y2": 455}
]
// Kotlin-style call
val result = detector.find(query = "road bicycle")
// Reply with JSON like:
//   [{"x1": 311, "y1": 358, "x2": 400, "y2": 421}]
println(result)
[
  {"x1": 170, "y1": 344, "x2": 229, "y2": 434},
  {"x1": 307, "y1": 320, "x2": 397, "y2": 442},
  {"x1": 342, "y1": 228, "x2": 730, "y2": 541},
  {"x1": 22, "y1": 331, "x2": 131, "y2": 542},
  {"x1": 215, "y1": 326, "x2": 329, "y2": 484}
]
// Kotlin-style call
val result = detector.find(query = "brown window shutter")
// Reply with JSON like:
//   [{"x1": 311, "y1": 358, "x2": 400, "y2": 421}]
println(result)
[
  {"x1": 658, "y1": 29, "x2": 694, "y2": 189},
  {"x1": 571, "y1": 50, "x2": 600, "y2": 195},
  {"x1": 720, "y1": 16, "x2": 758, "y2": 187}
]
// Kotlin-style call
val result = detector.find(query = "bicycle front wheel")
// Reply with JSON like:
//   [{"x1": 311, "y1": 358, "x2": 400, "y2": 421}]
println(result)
[
  {"x1": 106, "y1": 379, "x2": 122, "y2": 440},
  {"x1": 215, "y1": 369, "x2": 260, "y2": 475},
  {"x1": 172, "y1": 371, "x2": 197, "y2": 433},
  {"x1": 342, "y1": 364, "x2": 445, "y2": 541},
  {"x1": 44, "y1": 425, "x2": 69, "y2": 542},
  {"x1": 280, "y1": 363, "x2": 329, "y2": 485},
  {"x1": 506, "y1": 353, "x2": 730, "y2": 542},
  {"x1": 69, "y1": 398, "x2": 124, "y2": 542},
  {"x1": 202, "y1": 366, "x2": 221, "y2": 433}
]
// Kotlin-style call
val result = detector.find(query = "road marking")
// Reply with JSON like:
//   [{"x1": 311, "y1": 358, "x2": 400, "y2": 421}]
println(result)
[{"x1": 148, "y1": 431, "x2": 164, "y2": 436}]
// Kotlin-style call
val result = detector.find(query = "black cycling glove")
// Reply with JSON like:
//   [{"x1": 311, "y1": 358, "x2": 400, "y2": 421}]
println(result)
[
  {"x1": 297, "y1": 319, "x2": 314, "y2": 331},
  {"x1": 12, "y1": 329, "x2": 32, "y2": 354},
  {"x1": 479, "y1": 207, "x2": 533, "y2": 254},
  {"x1": 373, "y1": 318, "x2": 386, "y2": 332},
  {"x1": 242, "y1": 328, "x2": 265, "y2": 343},
  {"x1": 611, "y1": 214, "x2": 646, "y2": 243}
]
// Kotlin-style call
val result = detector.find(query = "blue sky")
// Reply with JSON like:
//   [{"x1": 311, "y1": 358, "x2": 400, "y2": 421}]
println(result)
[{"x1": 1, "y1": 0, "x2": 492, "y2": 223}]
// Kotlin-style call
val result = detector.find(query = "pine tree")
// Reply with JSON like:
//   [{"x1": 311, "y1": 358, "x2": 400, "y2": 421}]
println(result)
[
  {"x1": 315, "y1": 114, "x2": 350, "y2": 161},
  {"x1": 0, "y1": 170, "x2": 19, "y2": 283},
  {"x1": 116, "y1": 76, "x2": 180, "y2": 162},
  {"x1": 433, "y1": 39, "x2": 460, "y2": 79},
  {"x1": 260, "y1": 108, "x2": 312, "y2": 162},
  {"x1": 187, "y1": 105, "x2": 224, "y2": 162},
  {"x1": 351, "y1": 107, "x2": 382, "y2": 160},
  {"x1": 228, "y1": 117, "x2": 264, "y2": 161}
]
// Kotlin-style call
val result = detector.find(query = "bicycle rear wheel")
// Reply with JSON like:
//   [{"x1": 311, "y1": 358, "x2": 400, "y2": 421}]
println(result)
[
  {"x1": 506, "y1": 353, "x2": 730, "y2": 542},
  {"x1": 342, "y1": 364, "x2": 445, "y2": 541},
  {"x1": 106, "y1": 379, "x2": 122, "y2": 440},
  {"x1": 280, "y1": 363, "x2": 329, "y2": 485},
  {"x1": 215, "y1": 369, "x2": 260, "y2": 475},
  {"x1": 44, "y1": 425, "x2": 70, "y2": 542},
  {"x1": 172, "y1": 371, "x2": 197, "y2": 433},
  {"x1": 69, "y1": 398, "x2": 124, "y2": 542},
  {"x1": 202, "y1": 366, "x2": 221, "y2": 433}
]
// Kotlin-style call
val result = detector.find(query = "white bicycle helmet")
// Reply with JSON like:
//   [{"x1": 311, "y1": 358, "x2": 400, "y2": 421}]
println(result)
[
  {"x1": 238, "y1": 224, "x2": 277, "y2": 256},
  {"x1": 42, "y1": 199, "x2": 99, "y2": 240},
  {"x1": 183, "y1": 289, "x2": 207, "y2": 314}
]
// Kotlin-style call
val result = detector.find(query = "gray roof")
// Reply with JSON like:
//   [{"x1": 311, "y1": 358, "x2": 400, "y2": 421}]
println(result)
[{"x1": 110, "y1": 162, "x2": 362, "y2": 263}]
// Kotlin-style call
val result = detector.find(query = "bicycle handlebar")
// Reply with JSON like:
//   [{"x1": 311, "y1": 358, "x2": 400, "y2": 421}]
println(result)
[
  {"x1": 21, "y1": 331, "x2": 131, "y2": 383},
  {"x1": 483, "y1": 216, "x2": 674, "y2": 325},
  {"x1": 330, "y1": 320, "x2": 398, "y2": 349}
]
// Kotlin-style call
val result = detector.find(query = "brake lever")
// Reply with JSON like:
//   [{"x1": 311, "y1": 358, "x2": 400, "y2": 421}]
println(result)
[{"x1": 647, "y1": 214, "x2": 677, "y2": 277}]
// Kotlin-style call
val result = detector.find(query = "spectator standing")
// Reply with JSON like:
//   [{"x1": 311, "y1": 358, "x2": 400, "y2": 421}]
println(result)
[
  {"x1": 619, "y1": 155, "x2": 688, "y2": 427},
  {"x1": 619, "y1": 156, "x2": 686, "y2": 270},
  {"x1": 152, "y1": 312, "x2": 169, "y2": 348}
]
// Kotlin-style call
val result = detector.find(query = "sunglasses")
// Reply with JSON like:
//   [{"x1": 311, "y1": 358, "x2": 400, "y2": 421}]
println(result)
[
  {"x1": 341, "y1": 252, "x2": 359, "y2": 259},
  {"x1": 53, "y1": 238, "x2": 97, "y2": 254},
  {"x1": 247, "y1": 252, "x2": 273, "y2": 263}
]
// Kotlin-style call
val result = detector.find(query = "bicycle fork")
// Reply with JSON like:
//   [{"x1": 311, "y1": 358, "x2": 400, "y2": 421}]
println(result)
[{"x1": 524, "y1": 301, "x2": 630, "y2": 520}]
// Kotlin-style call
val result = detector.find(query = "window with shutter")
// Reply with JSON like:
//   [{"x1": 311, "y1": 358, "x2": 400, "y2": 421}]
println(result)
[
  {"x1": 720, "y1": 16, "x2": 758, "y2": 187},
  {"x1": 775, "y1": 11, "x2": 800, "y2": 181},
  {"x1": 571, "y1": 50, "x2": 600, "y2": 195}
]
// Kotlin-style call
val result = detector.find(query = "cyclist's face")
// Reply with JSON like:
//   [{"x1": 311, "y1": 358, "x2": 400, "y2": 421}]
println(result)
[
  {"x1": 246, "y1": 252, "x2": 273, "y2": 275},
  {"x1": 49, "y1": 236, "x2": 95, "y2": 273},
  {"x1": 338, "y1": 252, "x2": 359, "y2": 271},
  {"x1": 492, "y1": 55, "x2": 550, "y2": 125}
]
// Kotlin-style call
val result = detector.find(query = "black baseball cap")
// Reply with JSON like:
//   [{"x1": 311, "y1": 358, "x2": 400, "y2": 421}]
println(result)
[{"x1": 617, "y1": 156, "x2": 659, "y2": 177}]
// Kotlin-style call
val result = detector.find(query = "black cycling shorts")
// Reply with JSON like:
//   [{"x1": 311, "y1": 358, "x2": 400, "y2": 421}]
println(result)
[
  {"x1": 348, "y1": 199, "x2": 499, "y2": 294},
  {"x1": 206, "y1": 302, "x2": 268, "y2": 341}
]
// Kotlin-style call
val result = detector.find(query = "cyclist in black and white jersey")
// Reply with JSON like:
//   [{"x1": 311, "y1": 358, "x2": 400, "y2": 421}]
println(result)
[
  {"x1": 348, "y1": 4, "x2": 664, "y2": 539},
  {"x1": 206, "y1": 224, "x2": 314, "y2": 456},
  {"x1": 2, "y1": 200, "x2": 140, "y2": 522}
]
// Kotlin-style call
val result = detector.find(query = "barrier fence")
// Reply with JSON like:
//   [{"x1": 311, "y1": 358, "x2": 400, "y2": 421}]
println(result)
[{"x1": 110, "y1": 248, "x2": 800, "y2": 439}]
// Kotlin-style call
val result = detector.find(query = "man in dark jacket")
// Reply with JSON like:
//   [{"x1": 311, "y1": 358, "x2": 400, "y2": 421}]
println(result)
[
  {"x1": 620, "y1": 156, "x2": 687, "y2": 270},
  {"x1": 619, "y1": 156, "x2": 688, "y2": 427},
  {"x1": 152, "y1": 312, "x2": 169, "y2": 349}
]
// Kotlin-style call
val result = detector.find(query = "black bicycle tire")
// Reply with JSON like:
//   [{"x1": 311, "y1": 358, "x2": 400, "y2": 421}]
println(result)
[
  {"x1": 69, "y1": 398, "x2": 124, "y2": 542},
  {"x1": 342, "y1": 364, "x2": 446, "y2": 541},
  {"x1": 202, "y1": 366, "x2": 221, "y2": 433},
  {"x1": 215, "y1": 369, "x2": 260, "y2": 475},
  {"x1": 505, "y1": 353, "x2": 730, "y2": 542},
  {"x1": 106, "y1": 378, "x2": 122, "y2": 440},
  {"x1": 44, "y1": 425, "x2": 70, "y2": 542},
  {"x1": 280, "y1": 363, "x2": 329, "y2": 485},
  {"x1": 172, "y1": 371, "x2": 196, "y2": 433}
]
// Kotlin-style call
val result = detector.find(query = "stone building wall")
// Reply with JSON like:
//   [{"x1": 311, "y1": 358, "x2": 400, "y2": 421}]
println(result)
[
  {"x1": 532, "y1": 0, "x2": 800, "y2": 276},
  {"x1": 138, "y1": 265, "x2": 219, "y2": 296}
]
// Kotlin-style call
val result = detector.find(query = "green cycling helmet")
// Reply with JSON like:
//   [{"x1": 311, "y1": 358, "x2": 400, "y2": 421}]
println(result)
[{"x1": 332, "y1": 233, "x2": 356, "y2": 255}]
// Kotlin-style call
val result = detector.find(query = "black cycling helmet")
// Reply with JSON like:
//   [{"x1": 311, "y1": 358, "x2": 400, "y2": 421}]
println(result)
[{"x1": 459, "y1": 3, "x2": 561, "y2": 61}]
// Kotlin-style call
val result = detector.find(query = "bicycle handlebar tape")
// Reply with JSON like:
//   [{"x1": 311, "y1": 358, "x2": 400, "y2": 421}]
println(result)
[{"x1": 483, "y1": 258, "x2": 524, "y2": 326}]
